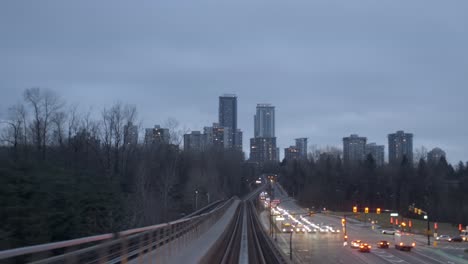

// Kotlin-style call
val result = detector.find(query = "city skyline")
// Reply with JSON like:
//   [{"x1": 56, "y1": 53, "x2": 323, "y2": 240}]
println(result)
[
  {"x1": 1, "y1": 1, "x2": 467, "y2": 163},
  {"x1": 1, "y1": 2, "x2": 468, "y2": 262}
]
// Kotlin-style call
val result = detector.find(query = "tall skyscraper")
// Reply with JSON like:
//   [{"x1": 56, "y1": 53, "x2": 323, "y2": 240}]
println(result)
[
  {"x1": 123, "y1": 122, "x2": 138, "y2": 146},
  {"x1": 365, "y1": 143, "x2": 385, "y2": 166},
  {"x1": 343, "y1": 134, "x2": 367, "y2": 164},
  {"x1": 284, "y1": 146, "x2": 300, "y2": 160},
  {"x1": 254, "y1": 104, "x2": 275, "y2": 138},
  {"x1": 234, "y1": 129, "x2": 243, "y2": 151},
  {"x1": 219, "y1": 94, "x2": 237, "y2": 148},
  {"x1": 427, "y1": 147, "x2": 446, "y2": 164},
  {"x1": 295, "y1": 138, "x2": 308, "y2": 159},
  {"x1": 204, "y1": 123, "x2": 230, "y2": 149},
  {"x1": 388, "y1": 130, "x2": 413, "y2": 165},
  {"x1": 250, "y1": 137, "x2": 277, "y2": 162},
  {"x1": 183, "y1": 131, "x2": 207, "y2": 152},
  {"x1": 144, "y1": 125, "x2": 170, "y2": 145},
  {"x1": 250, "y1": 104, "x2": 277, "y2": 163}
]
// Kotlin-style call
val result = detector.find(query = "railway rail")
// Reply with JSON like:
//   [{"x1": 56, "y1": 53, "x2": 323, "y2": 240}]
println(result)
[{"x1": 211, "y1": 190, "x2": 289, "y2": 264}]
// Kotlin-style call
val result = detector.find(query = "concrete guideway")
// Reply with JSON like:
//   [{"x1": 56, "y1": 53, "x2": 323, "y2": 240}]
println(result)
[
  {"x1": 131, "y1": 199, "x2": 242, "y2": 264},
  {"x1": 239, "y1": 205, "x2": 249, "y2": 264}
]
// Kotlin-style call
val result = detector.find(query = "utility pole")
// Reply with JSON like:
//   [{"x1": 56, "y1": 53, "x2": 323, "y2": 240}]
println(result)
[
  {"x1": 289, "y1": 231, "x2": 293, "y2": 260},
  {"x1": 268, "y1": 181, "x2": 275, "y2": 237},
  {"x1": 426, "y1": 215, "x2": 430, "y2": 246}
]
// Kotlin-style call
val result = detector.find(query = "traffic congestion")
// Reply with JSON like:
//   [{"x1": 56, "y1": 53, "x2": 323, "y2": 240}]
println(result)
[{"x1": 257, "y1": 182, "x2": 468, "y2": 263}]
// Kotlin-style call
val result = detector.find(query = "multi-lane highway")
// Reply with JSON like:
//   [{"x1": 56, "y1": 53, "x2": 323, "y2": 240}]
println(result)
[{"x1": 260, "y1": 183, "x2": 468, "y2": 264}]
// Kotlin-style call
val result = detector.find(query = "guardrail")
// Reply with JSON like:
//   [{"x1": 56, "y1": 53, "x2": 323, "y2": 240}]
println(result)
[
  {"x1": 183, "y1": 199, "x2": 225, "y2": 219},
  {"x1": 0, "y1": 198, "x2": 235, "y2": 264}
]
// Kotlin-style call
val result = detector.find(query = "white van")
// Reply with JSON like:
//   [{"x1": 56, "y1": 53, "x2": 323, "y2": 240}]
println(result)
[
  {"x1": 460, "y1": 230, "x2": 468, "y2": 241},
  {"x1": 394, "y1": 231, "x2": 416, "y2": 251}
]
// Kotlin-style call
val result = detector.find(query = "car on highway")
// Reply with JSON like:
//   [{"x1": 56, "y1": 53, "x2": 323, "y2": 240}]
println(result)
[
  {"x1": 449, "y1": 236, "x2": 463, "y2": 242},
  {"x1": 293, "y1": 223, "x2": 306, "y2": 233},
  {"x1": 318, "y1": 226, "x2": 329, "y2": 233},
  {"x1": 436, "y1": 235, "x2": 451, "y2": 241},
  {"x1": 359, "y1": 243, "x2": 371, "y2": 252},
  {"x1": 382, "y1": 229, "x2": 397, "y2": 235},
  {"x1": 281, "y1": 222, "x2": 294, "y2": 233},
  {"x1": 378, "y1": 240, "x2": 390, "y2": 249},
  {"x1": 326, "y1": 225, "x2": 340, "y2": 233},
  {"x1": 301, "y1": 220, "x2": 319, "y2": 233},
  {"x1": 350, "y1": 240, "x2": 362, "y2": 248}
]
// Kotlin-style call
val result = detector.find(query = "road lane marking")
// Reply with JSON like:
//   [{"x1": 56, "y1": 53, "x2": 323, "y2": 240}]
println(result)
[
  {"x1": 371, "y1": 249, "x2": 408, "y2": 263},
  {"x1": 412, "y1": 248, "x2": 451, "y2": 264}
]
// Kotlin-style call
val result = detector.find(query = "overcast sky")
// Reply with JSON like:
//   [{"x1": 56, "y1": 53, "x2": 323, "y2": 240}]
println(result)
[{"x1": 1, "y1": 0, "x2": 467, "y2": 163}]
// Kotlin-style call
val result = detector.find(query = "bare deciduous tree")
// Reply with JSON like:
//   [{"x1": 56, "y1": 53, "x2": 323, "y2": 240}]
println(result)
[
  {"x1": 51, "y1": 111, "x2": 67, "y2": 147},
  {"x1": 23, "y1": 88, "x2": 63, "y2": 159},
  {"x1": 1, "y1": 104, "x2": 27, "y2": 148},
  {"x1": 164, "y1": 117, "x2": 189, "y2": 146},
  {"x1": 414, "y1": 146, "x2": 428, "y2": 164}
]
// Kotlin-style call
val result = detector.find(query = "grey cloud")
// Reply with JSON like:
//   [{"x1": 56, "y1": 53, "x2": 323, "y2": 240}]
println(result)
[{"x1": 1, "y1": 0, "x2": 467, "y2": 162}]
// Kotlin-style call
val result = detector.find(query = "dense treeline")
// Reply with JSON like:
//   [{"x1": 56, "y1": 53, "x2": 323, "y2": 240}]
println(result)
[
  {"x1": 279, "y1": 154, "x2": 468, "y2": 226},
  {"x1": 0, "y1": 88, "x2": 256, "y2": 250}
]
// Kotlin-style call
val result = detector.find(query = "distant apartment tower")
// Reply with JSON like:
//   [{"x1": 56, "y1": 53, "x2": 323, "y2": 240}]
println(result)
[
  {"x1": 388, "y1": 131, "x2": 413, "y2": 165},
  {"x1": 123, "y1": 122, "x2": 138, "y2": 146},
  {"x1": 365, "y1": 143, "x2": 385, "y2": 166},
  {"x1": 250, "y1": 137, "x2": 277, "y2": 162},
  {"x1": 219, "y1": 94, "x2": 237, "y2": 149},
  {"x1": 343, "y1": 134, "x2": 367, "y2": 164},
  {"x1": 427, "y1": 147, "x2": 446, "y2": 164},
  {"x1": 183, "y1": 131, "x2": 207, "y2": 152},
  {"x1": 295, "y1": 138, "x2": 308, "y2": 159},
  {"x1": 204, "y1": 123, "x2": 231, "y2": 149},
  {"x1": 250, "y1": 104, "x2": 277, "y2": 163},
  {"x1": 234, "y1": 129, "x2": 243, "y2": 151},
  {"x1": 254, "y1": 104, "x2": 275, "y2": 138},
  {"x1": 144, "y1": 125, "x2": 170, "y2": 145},
  {"x1": 284, "y1": 146, "x2": 300, "y2": 160}
]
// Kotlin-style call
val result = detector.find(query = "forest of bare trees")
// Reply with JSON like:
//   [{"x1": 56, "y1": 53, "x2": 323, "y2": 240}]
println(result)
[{"x1": 0, "y1": 88, "x2": 256, "y2": 250}]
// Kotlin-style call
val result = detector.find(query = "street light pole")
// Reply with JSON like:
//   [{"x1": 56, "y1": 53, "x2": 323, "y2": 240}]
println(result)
[
  {"x1": 426, "y1": 215, "x2": 430, "y2": 246},
  {"x1": 195, "y1": 190, "x2": 199, "y2": 210},
  {"x1": 268, "y1": 182, "x2": 275, "y2": 237},
  {"x1": 290, "y1": 231, "x2": 293, "y2": 260}
]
